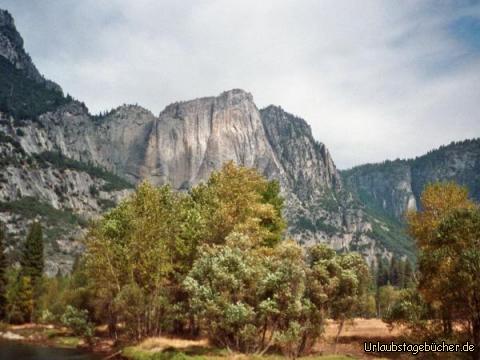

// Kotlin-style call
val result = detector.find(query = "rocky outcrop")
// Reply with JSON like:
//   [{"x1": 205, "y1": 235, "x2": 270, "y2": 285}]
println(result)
[
  {"x1": 260, "y1": 105, "x2": 340, "y2": 198},
  {"x1": 342, "y1": 161, "x2": 417, "y2": 219},
  {"x1": 139, "y1": 90, "x2": 284, "y2": 188},
  {"x1": 342, "y1": 139, "x2": 480, "y2": 221},
  {"x1": 0, "y1": 110, "x2": 132, "y2": 275},
  {"x1": 0, "y1": 9, "x2": 61, "y2": 91}
]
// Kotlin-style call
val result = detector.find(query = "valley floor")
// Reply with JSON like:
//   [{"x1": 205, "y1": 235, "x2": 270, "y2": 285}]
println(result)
[
  {"x1": 122, "y1": 319, "x2": 402, "y2": 360},
  {"x1": 0, "y1": 319, "x2": 407, "y2": 359}
]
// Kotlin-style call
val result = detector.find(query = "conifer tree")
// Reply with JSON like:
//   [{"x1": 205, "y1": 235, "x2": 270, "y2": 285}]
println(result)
[
  {"x1": 8, "y1": 275, "x2": 34, "y2": 324},
  {"x1": 376, "y1": 257, "x2": 390, "y2": 287},
  {"x1": 403, "y1": 260, "x2": 414, "y2": 288},
  {"x1": 20, "y1": 221, "x2": 44, "y2": 284},
  {"x1": 0, "y1": 223, "x2": 7, "y2": 320},
  {"x1": 390, "y1": 257, "x2": 401, "y2": 287}
]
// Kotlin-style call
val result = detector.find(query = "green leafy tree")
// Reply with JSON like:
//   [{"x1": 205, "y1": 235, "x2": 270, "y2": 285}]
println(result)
[
  {"x1": 377, "y1": 285, "x2": 400, "y2": 319},
  {"x1": 389, "y1": 257, "x2": 401, "y2": 287},
  {"x1": 329, "y1": 252, "x2": 370, "y2": 351},
  {"x1": 432, "y1": 208, "x2": 480, "y2": 357},
  {"x1": 191, "y1": 161, "x2": 285, "y2": 247},
  {"x1": 6, "y1": 273, "x2": 34, "y2": 324},
  {"x1": 408, "y1": 182, "x2": 474, "y2": 337},
  {"x1": 383, "y1": 287, "x2": 433, "y2": 339},
  {"x1": 184, "y1": 236, "x2": 324, "y2": 357},
  {"x1": 376, "y1": 256, "x2": 390, "y2": 287},
  {"x1": 61, "y1": 305, "x2": 94, "y2": 342},
  {"x1": 85, "y1": 182, "x2": 180, "y2": 338},
  {"x1": 184, "y1": 233, "x2": 265, "y2": 353},
  {"x1": 84, "y1": 162, "x2": 286, "y2": 339}
]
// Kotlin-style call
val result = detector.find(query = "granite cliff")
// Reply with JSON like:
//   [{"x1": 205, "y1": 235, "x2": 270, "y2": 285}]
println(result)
[{"x1": 342, "y1": 139, "x2": 480, "y2": 222}]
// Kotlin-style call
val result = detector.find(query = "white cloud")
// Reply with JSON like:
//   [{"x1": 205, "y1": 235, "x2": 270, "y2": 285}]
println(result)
[{"x1": 2, "y1": 0, "x2": 480, "y2": 168}]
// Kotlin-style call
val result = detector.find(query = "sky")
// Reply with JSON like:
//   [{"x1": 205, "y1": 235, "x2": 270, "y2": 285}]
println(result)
[{"x1": 1, "y1": 0, "x2": 480, "y2": 169}]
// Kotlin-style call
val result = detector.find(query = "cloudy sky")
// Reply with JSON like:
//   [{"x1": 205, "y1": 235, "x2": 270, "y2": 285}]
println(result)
[{"x1": 2, "y1": 0, "x2": 480, "y2": 168}]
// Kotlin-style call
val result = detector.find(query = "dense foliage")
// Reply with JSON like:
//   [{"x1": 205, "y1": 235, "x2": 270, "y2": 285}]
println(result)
[
  {"x1": 385, "y1": 182, "x2": 480, "y2": 359},
  {"x1": 34, "y1": 151, "x2": 133, "y2": 191},
  {"x1": 0, "y1": 163, "x2": 374, "y2": 358},
  {"x1": 0, "y1": 56, "x2": 70, "y2": 120},
  {"x1": 3, "y1": 222, "x2": 44, "y2": 323},
  {"x1": 82, "y1": 163, "x2": 287, "y2": 340},
  {"x1": 79, "y1": 163, "x2": 370, "y2": 357}
]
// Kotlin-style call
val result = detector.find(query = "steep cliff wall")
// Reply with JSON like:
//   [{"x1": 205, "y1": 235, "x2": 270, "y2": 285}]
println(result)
[{"x1": 342, "y1": 139, "x2": 480, "y2": 221}]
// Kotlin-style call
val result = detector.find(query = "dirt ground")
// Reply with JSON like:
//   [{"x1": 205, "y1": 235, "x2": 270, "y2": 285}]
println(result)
[
  {"x1": 318, "y1": 318, "x2": 405, "y2": 359},
  {"x1": 130, "y1": 319, "x2": 406, "y2": 359}
]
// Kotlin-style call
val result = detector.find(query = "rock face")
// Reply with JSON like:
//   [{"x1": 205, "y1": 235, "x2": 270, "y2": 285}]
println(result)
[
  {"x1": 15, "y1": 88, "x2": 385, "y2": 261},
  {"x1": 139, "y1": 90, "x2": 283, "y2": 188},
  {"x1": 0, "y1": 9, "x2": 60, "y2": 91},
  {"x1": 342, "y1": 139, "x2": 480, "y2": 221},
  {"x1": 260, "y1": 105, "x2": 340, "y2": 196},
  {"x1": 0, "y1": 110, "x2": 132, "y2": 275}
]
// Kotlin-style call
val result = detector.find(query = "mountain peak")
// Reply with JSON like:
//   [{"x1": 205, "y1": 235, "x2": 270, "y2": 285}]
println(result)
[
  {"x1": 218, "y1": 88, "x2": 253, "y2": 100},
  {"x1": 0, "y1": 8, "x2": 61, "y2": 92},
  {"x1": 160, "y1": 89, "x2": 255, "y2": 118},
  {"x1": 260, "y1": 104, "x2": 312, "y2": 136},
  {"x1": 0, "y1": 9, "x2": 14, "y2": 27}
]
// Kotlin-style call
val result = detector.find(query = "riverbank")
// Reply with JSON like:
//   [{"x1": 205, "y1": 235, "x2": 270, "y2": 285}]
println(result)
[{"x1": 0, "y1": 323, "x2": 118, "y2": 357}]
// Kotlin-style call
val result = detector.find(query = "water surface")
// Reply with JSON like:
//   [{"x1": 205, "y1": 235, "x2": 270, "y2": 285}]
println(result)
[{"x1": 0, "y1": 340, "x2": 101, "y2": 360}]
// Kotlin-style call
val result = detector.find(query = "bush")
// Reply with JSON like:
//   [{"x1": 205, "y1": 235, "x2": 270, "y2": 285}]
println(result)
[
  {"x1": 39, "y1": 309, "x2": 55, "y2": 324},
  {"x1": 184, "y1": 236, "x2": 326, "y2": 356},
  {"x1": 60, "y1": 305, "x2": 94, "y2": 340}
]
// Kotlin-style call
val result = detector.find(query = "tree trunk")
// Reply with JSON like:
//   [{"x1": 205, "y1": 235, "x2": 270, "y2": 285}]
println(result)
[
  {"x1": 472, "y1": 320, "x2": 480, "y2": 360},
  {"x1": 334, "y1": 319, "x2": 345, "y2": 354},
  {"x1": 297, "y1": 332, "x2": 308, "y2": 357}
]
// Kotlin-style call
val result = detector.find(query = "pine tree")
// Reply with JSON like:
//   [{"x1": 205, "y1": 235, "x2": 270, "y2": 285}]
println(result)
[
  {"x1": 0, "y1": 223, "x2": 7, "y2": 320},
  {"x1": 376, "y1": 257, "x2": 390, "y2": 287},
  {"x1": 20, "y1": 221, "x2": 44, "y2": 284},
  {"x1": 8, "y1": 275, "x2": 34, "y2": 324},
  {"x1": 390, "y1": 257, "x2": 401, "y2": 287},
  {"x1": 403, "y1": 260, "x2": 414, "y2": 288}
]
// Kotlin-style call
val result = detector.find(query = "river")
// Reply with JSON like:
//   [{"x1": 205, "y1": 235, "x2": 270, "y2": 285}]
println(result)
[{"x1": 0, "y1": 340, "x2": 102, "y2": 360}]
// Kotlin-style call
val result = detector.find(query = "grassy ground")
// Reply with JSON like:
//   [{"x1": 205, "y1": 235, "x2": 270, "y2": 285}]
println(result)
[
  {"x1": 123, "y1": 346, "x2": 356, "y2": 360},
  {"x1": 122, "y1": 319, "x2": 397, "y2": 360}
]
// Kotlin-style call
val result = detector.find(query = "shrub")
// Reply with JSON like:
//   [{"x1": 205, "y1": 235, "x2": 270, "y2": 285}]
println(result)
[
  {"x1": 184, "y1": 236, "x2": 326, "y2": 356},
  {"x1": 61, "y1": 305, "x2": 94, "y2": 340}
]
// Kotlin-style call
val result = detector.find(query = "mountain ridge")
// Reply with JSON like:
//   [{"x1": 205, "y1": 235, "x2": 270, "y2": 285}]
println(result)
[{"x1": 342, "y1": 138, "x2": 480, "y2": 221}]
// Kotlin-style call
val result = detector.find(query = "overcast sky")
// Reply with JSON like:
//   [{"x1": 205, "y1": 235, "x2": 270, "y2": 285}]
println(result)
[{"x1": 2, "y1": 0, "x2": 480, "y2": 168}]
